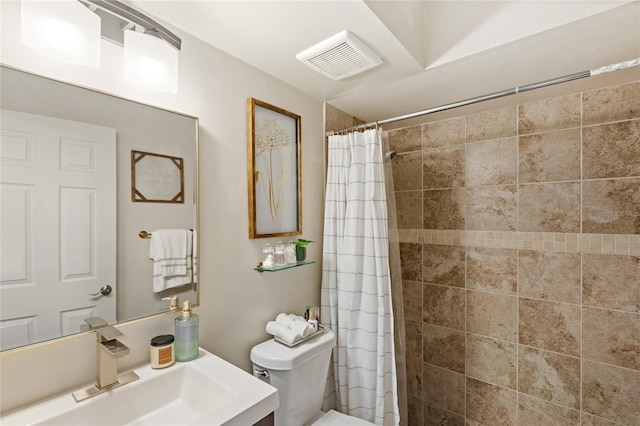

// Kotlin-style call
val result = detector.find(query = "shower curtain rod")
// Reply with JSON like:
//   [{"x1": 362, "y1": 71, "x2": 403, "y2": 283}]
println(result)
[{"x1": 325, "y1": 58, "x2": 640, "y2": 136}]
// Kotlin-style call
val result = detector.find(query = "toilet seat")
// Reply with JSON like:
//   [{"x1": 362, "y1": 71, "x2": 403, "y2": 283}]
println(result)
[{"x1": 310, "y1": 409, "x2": 375, "y2": 425}]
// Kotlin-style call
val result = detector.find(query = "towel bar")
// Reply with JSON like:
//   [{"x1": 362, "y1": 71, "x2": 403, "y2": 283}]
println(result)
[{"x1": 139, "y1": 229, "x2": 194, "y2": 239}]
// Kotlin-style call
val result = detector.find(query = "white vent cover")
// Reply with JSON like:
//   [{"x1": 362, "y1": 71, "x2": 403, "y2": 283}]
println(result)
[{"x1": 296, "y1": 30, "x2": 383, "y2": 80}]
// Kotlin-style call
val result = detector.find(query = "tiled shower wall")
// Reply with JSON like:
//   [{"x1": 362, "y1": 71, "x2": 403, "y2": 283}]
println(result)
[
  {"x1": 389, "y1": 80, "x2": 640, "y2": 426},
  {"x1": 326, "y1": 80, "x2": 639, "y2": 426}
]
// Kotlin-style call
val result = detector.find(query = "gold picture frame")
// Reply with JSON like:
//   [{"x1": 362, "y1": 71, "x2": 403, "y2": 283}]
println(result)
[
  {"x1": 247, "y1": 98, "x2": 302, "y2": 238},
  {"x1": 131, "y1": 150, "x2": 184, "y2": 203}
]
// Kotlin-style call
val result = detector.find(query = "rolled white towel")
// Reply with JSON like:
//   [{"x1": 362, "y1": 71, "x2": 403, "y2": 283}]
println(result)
[
  {"x1": 266, "y1": 320, "x2": 284, "y2": 334},
  {"x1": 275, "y1": 313, "x2": 292, "y2": 328},
  {"x1": 266, "y1": 321, "x2": 301, "y2": 345},
  {"x1": 288, "y1": 320, "x2": 315, "y2": 338}
]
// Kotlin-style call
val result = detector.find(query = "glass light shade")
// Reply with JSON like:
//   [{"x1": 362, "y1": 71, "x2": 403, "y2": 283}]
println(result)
[
  {"x1": 21, "y1": 0, "x2": 101, "y2": 68},
  {"x1": 124, "y1": 30, "x2": 178, "y2": 93}
]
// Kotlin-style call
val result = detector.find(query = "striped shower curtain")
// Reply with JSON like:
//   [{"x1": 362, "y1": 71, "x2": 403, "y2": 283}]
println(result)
[{"x1": 321, "y1": 129, "x2": 399, "y2": 425}]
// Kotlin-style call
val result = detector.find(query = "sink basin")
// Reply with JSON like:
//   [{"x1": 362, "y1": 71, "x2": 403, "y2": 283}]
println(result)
[{"x1": 1, "y1": 348, "x2": 278, "y2": 425}]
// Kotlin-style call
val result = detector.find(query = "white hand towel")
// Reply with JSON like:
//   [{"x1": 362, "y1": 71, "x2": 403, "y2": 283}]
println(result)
[
  {"x1": 273, "y1": 313, "x2": 314, "y2": 339},
  {"x1": 266, "y1": 321, "x2": 286, "y2": 336},
  {"x1": 288, "y1": 320, "x2": 314, "y2": 338},
  {"x1": 266, "y1": 321, "x2": 301, "y2": 344},
  {"x1": 150, "y1": 229, "x2": 193, "y2": 293},
  {"x1": 149, "y1": 229, "x2": 188, "y2": 277},
  {"x1": 275, "y1": 313, "x2": 292, "y2": 328}
]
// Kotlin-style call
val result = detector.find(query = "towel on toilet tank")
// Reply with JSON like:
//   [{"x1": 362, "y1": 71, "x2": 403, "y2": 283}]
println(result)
[
  {"x1": 277, "y1": 313, "x2": 315, "y2": 337},
  {"x1": 275, "y1": 313, "x2": 314, "y2": 337},
  {"x1": 275, "y1": 312, "x2": 294, "y2": 327},
  {"x1": 267, "y1": 313, "x2": 315, "y2": 343},
  {"x1": 266, "y1": 321, "x2": 302, "y2": 344}
]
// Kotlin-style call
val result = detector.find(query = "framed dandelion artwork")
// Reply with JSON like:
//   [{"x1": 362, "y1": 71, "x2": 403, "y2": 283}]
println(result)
[{"x1": 247, "y1": 98, "x2": 302, "y2": 238}]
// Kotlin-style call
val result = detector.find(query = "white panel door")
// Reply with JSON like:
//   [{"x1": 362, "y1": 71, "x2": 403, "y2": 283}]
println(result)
[{"x1": 1, "y1": 109, "x2": 116, "y2": 350}]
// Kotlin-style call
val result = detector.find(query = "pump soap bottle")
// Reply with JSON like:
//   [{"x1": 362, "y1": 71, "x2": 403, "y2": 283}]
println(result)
[{"x1": 175, "y1": 300, "x2": 199, "y2": 362}]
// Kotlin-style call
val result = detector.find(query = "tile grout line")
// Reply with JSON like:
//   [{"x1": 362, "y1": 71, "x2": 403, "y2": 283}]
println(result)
[
  {"x1": 515, "y1": 103, "x2": 520, "y2": 426},
  {"x1": 462, "y1": 114, "x2": 468, "y2": 423},
  {"x1": 579, "y1": 89, "x2": 584, "y2": 418},
  {"x1": 420, "y1": 123, "x2": 425, "y2": 426},
  {"x1": 403, "y1": 228, "x2": 639, "y2": 257}
]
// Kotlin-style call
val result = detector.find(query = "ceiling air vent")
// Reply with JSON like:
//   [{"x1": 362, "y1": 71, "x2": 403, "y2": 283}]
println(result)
[{"x1": 296, "y1": 30, "x2": 383, "y2": 80}]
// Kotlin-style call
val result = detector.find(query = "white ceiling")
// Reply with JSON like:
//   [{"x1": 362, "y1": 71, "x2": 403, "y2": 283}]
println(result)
[{"x1": 130, "y1": 0, "x2": 640, "y2": 123}]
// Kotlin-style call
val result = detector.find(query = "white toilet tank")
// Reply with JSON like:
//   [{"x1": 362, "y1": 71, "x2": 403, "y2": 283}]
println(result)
[{"x1": 250, "y1": 328, "x2": 335, "y2": 426}]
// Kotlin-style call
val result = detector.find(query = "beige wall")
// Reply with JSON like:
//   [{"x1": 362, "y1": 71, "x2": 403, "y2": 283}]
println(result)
[
  {"x1": 0, "y1": 2, "x2": 323, "y2": 414},
  {"x1": 386, "y1": 80, "x2": 639, "y2": 425}
]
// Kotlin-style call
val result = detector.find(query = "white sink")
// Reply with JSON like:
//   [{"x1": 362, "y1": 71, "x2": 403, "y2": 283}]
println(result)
[{"x1": 1, "y1": 348, "x2": 278, "y2": 425}]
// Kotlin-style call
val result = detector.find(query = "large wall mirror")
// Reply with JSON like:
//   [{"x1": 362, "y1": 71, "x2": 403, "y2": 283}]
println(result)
[{"x1": 0, "y1": 66, "x2": 199, "y2": 351}]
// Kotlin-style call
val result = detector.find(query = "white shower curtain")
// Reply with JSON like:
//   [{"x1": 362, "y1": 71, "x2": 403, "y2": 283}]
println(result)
[{"x1": 321, "y1": 129, "x2": 399, "y2": 425}]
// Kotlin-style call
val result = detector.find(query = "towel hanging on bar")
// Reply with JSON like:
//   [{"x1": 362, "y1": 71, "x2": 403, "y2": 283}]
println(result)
[{"x1": 149, "y1": 229, "x2": 194, "y2": 293}]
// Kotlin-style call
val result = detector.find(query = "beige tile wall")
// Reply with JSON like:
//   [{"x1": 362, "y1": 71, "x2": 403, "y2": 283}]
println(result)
[{"x1": 389, "y1": 80, "x2": 640, "y2": 426}]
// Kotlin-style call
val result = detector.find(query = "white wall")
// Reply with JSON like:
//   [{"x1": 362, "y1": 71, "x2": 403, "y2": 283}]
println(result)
[{"x1": 0, "y1": 1, "x2": 324, "y2": 414}]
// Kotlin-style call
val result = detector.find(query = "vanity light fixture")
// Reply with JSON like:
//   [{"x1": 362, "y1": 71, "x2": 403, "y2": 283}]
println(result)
[
  {"x1": 85, "y1": 0, "x2": 181, "y2": 93},
  {"x1": 123, "y1": 29, "x2": 178, "y2": 93},
  {"x1": 80, "y1": 0, "x2": 181, "y2": 50},
  {"x1": 21, "y1": 0, "x2": 101, "y2": 68},
  {"x1": 20, "y1": 0, "x2": 182, "y2": 93}
]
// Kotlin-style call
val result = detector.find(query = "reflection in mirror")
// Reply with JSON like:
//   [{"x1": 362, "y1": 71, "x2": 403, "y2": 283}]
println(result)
[{"x1": 0, "y1": 66, "x2": 198, "y2": 351}]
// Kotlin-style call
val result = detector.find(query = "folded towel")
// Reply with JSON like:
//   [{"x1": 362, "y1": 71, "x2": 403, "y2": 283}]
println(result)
[
  {"x1": 266, "y1": 321, "x2": 301, "y2": 345},
  {"x1": 150, "y1": 229, "x2": 194, "y2": 293},
  {"x1": 152, "y1": 263, "x2": 192, "y2": 293},
  {"x1": 149, "y1": 229, "x2": 188, "y2": 277}
]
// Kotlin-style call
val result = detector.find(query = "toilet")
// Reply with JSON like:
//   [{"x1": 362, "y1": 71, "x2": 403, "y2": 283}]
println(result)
[{"x1": 250, "y1": 327, "x2": 374, "y2": 426}]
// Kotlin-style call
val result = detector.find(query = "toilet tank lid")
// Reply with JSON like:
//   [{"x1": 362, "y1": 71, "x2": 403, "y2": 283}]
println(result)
[{"x1": 250, "y1": 327, "x2": 335, "y2": 370}]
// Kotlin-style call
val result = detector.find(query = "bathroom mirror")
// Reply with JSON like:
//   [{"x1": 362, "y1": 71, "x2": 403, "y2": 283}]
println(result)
[{"x1": 0, "y1": 66, "x2": 199, "y2": 351}]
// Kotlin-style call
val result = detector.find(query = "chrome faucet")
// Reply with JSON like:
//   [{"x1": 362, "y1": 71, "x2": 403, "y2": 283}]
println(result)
[{"x1": 72, "y1": 318, "x2": 140, "y2": 402}]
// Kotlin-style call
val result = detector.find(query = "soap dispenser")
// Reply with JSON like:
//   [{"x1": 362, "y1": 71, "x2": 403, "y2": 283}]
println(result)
[
  {"x1": 162, "y1": 296, "x2": 180, "y2": 311},
  {"x1": 175, "y1": 300, "x2": 199, "y2": 362}
]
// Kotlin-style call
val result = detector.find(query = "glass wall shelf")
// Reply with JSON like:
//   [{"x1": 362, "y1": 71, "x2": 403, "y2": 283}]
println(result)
[{"x1": 254, "y1": 260, "x2": 316, "y2": 272}]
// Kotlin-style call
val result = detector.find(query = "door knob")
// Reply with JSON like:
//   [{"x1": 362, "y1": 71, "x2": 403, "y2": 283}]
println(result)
[{"x1": 90, "y1": 285, "x2": 112, "y2": 297}]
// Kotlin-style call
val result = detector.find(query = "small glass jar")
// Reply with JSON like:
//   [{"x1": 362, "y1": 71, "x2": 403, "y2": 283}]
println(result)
[
  {"x1": 285, "y1": 241, "x2": 297, "y2": 264},
  {"x1": 150, "y1": 334, "x2": 175, "y2": 369},
  {"x1": 262, "y1": 243, "x2": 275, "y2": 267},
  {"x1": 274, "y1": 241, "x2": 286, "y2": 266}
]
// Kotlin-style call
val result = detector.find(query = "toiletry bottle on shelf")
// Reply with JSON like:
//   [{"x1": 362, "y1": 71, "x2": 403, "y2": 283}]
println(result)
[
  {"x1": 175, "y1": 300, "x2": 199, "y2": 362},
  {"x1": 308, "y1": 306, "x2": 318, "y2": 332}
]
